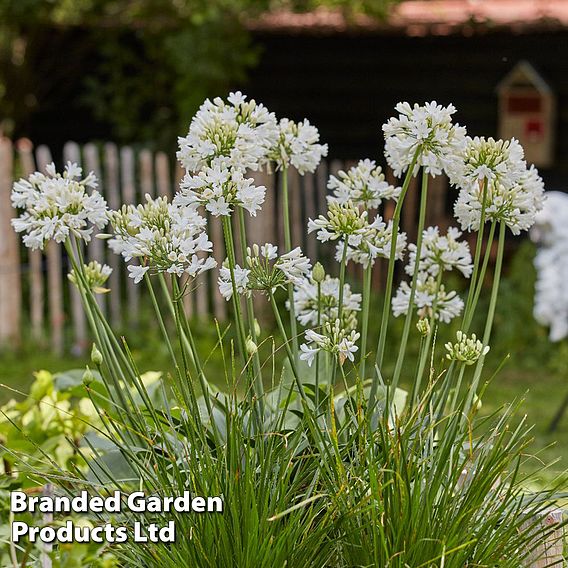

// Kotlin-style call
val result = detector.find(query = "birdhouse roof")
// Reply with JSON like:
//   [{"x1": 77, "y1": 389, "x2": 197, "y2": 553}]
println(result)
[{"x1": 496, "y1": 61, "x2": 552, "y2": 94}]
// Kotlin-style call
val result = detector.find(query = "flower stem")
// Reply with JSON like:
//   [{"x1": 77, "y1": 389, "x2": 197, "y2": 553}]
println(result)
[
  {"x1": 391, "y1": 167, "x2": 429, "y2": 394},
  {"x1": 221, "y1": 216, "x2": 252, "y2": 384},
  {"x1": 462, "y1": 179, "x2": 489, "y2": 320},
  {"x1": 315, "y1": 280, "x2": 322, "y2": 410},
  {"x1": 236, "y1": 207, "x2": 265, "y2": 409},
  {"x1": 268, "y1": 289, "x2": 309, "y2": 406},
  {"x1": 370, "y1": 150, "x2": 420, "y2": 408},
  {"x1": 466, "y1": 221, "x2": 506, "y2": 413},
  {"x1": 359, "y1": 263, "x2": 373, "y2": 382},
  {"x1": 462, "y1": 221, "x2": 496, "y2": 333},
  {"x1": 281, "y1": 166, "x2": 299, "y2": 359}
]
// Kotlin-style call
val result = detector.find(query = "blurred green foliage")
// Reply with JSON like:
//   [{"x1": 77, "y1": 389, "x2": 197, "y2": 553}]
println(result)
[{"x1": 0, "y1": 0, "x2": 398, "y2": 147}]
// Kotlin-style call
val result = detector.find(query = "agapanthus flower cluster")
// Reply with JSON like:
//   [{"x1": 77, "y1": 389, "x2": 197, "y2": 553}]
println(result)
[
  {"x1": 291, "y1": 275, "x2": 361, "y2": 331},
  {"x1": 327, "y1": 159, "x2": 400, "y2": 209},
  {"x1": 392, "y1": 275, "x2": 464, "y2": 323},
  {"x1": 300, "y1": 319, "x2": 360, "y2": 367},
  {"x1": 69, "y1": 260, "x2": 112, "y2": 294},
  {"x1": 445, "y1": 331, "x2": 490, "y2": 365},
  {"x1": 451, "y1": 137, "x2": 545, "y2": 234},
  {"x1": 218, "y1": 243, "x2": 311, "y2": 299},
  {"x1": 175, "y1": 157, "x2": 266, "y2": 217},
  {"x1": 11, "y1": 162, "x2": 107, "y2": 250},
  {"x1": 269, "y1": 118, "x2": 328, "y2": 174},
  {"x1": 335, "y1": 216, "x2": 407, "y2": 268},
  {"x1": 405, "y1": 226, "x2": 473, "y2": 278},
  {"x1": 177, "y1": 91, "x2": 278, "y2": 173},
  {"x1": 383, "y1": 101, "x2": 467, "y2": 177},
  {"x1": 308, "y1": 201, "x2": 370, "y2": 244},
  {"x1": 107, "y1": 195, "x2": 216, "y2": 284}
]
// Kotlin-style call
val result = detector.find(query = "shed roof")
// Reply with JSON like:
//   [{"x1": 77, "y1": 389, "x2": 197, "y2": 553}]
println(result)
[{"x1": 247, "y1": 1, "x2": 568, "y2": 36}]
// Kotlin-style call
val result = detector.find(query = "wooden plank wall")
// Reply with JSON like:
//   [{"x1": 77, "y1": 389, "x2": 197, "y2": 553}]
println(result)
[{"x1": 0, "y1": 139, "x2": 450, "y2": 353}]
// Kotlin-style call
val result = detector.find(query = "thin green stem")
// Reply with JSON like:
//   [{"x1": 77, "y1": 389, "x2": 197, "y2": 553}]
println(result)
[
  {"x1": 463, "y1": 179, "x2": 489, "y2": 319},
  {"x1": 462, "y1": 221, "x2": 497, "y2": 333},
  {"x1": 281, "y1": 167, "x2": 299, "y2": 358},
  {"x1": 236, "y1": 207, "x2": 265, "y2": 409},
  {"x1": 412, "y1": 270, "x2": 443, "y2": 407},
  {"x1": 315, "y1": 280, "x2": 322, "y2": 410},
  {"x1": 221, "y1": 216, "x2": 250, "y2": 374},
  {"x1": 370, "y1": 149, "x2": 420, "y2": 408},
  {"x1": 391, "y1": 168, "x2": 429, "y2": 393},
  {"x1": 359, "y1": 263, "x2": 373, "y2": 381},
  {"x1": 268, "y1": 289, "x2": 309, "y2": 406},
  {"x1": 466, "y1": 221, "x2": 506, "y2": 413}
]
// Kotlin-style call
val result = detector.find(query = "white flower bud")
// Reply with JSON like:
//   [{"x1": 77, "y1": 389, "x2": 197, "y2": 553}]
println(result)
[
  {"x1": 312, "y1": 262, "x2": 325, "y2": 283},
  {"x1": 91, "y1": 344, "x2": 103, "y2": 366}
]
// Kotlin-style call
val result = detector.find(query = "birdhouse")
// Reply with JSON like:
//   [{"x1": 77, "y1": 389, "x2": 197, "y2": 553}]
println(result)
[{"x1": 497, "y1": 61, "x2": 555, "y2": 167}]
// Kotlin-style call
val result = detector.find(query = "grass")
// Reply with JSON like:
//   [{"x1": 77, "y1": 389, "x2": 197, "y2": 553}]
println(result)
[{"x1": 1, "y1": 242, "x2": 567, "y2": 491}]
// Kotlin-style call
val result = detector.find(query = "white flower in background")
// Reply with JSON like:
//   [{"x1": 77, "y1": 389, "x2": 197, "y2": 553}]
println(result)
[
  {"x1": 308, "y1": 201, "x2": 369, "y2": 244},
  {"x1": 335, "y1": 216, "x2": 407, "y2": 268},
  {"x1": 327, "y1": 159, "x2": 401, "y2": 209},
  {"x1": 175, "y1": 156, "x2": 266, "y2": 217},
  {"x1": 454, "y1": 163, "x2": 545, "y2": 235},
  {"x1": 177, "y1": 91, "x2": 278, "y2": 173},
  {"x1": 11, "y1": 161, "x2": 107, "y2": 250},
  {"x1": 406, "y1": 226, "x2": 473, "y2": 278},
  {"x1": 530, "y1": 191, "x2": 568, "y2": 342},
  {"x1": 108, "y1": 195, "x2": 216, "y2": 283},
  {"x1": 392, "y1": 274, "x2": 464, "y2": 323},
  {"x1": 269, "y1": 118, "x2": 328, "y2": 174},
  {"x1": 218, "y1": 263, "x2": 251, "y2": 301},
  {"x1": 290, "y1": 275, "x2": 361, "y2": 331},
  {"x1": 68, "y1": 260, "x2": 112, "y2": 294},
  {"x1": 445, "y1": 331, "x2": 490, "y2": 365},
  {"x1": 299, "y1": 319, "x2": 360, "y2": 367},
  {"x1": 240, "y1": 243, "x2": 312, "y2": 294},
  {"x1": 383, "y1": 101, "x2": 467, "y2": 177}
]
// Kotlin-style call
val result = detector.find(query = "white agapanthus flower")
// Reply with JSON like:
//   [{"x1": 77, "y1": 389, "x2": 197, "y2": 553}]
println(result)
[
  {"x1": 218, "y1": 263, "x2": 251, "y2": 301},
  {"x1": 269, "y1": 118, "x2": 328, "y2": 174},
  {"x1": 445, "y1": 331, "x2": 490, "y2": 365},
  {"x1": 530, "y1": 191, "x2": 568, "y2": 341},
  {"x1": 219, "y1": 243, "x2": 311, "y2": 299},
  {"x1": 406, "y1": 226, "x2": 473, "y2": 278},
  {"x1": 299, "y1": 319, "x2": 360, "y2": 367},
  {"x1": 447, "y1": 136, "x2": 526, "y2": 190},
  {"x1": 175, "y1": 156, "x2": 266, "y2": 217},
  {"x1": 392, "y1": 274, "x2": 464, "y2": 323},
  {"x1": 454, "y1": 164, "x2": 545, "y2": 235},
  {"x1": 290, "y1": 275, "x2": 361, "y2": 331},
  {"x1": 11, "y1": 161, "x2": 107, "y2": 250},
  {"x1": 308, "y1": 201, "x2": 370, "y2": 244},
  {"x1": 327, "y1": 159, "x2": 401, "y2": 209},
  {"x1": 383, "y1": 101, "x2": 467, "y2": 177},
  {"x1": 177, "y1": 91, "x2": 278, "y2": 173},
  {"x1": 335, "y1": 216, "x2": 407, "y2": 268},
  {"x1": 68, "y1": 260, "x2": 112, "y2": 294},
  {"x1": 108, "y1": 195, "x2": 216, "y2": 283}
]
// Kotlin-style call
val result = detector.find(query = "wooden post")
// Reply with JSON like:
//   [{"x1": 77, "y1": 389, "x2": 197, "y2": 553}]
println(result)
[
  {"x1": 524, "y1": 508, "x2": 564, "y2": 567},
  {"x1": 428, "y1": 174, "x2": 448, "y2": 229},
  {"x1": 315, "y1": 161, "x2": 328, "y2": 262},
  {"x1": 16, "y1": 138, "x2": 44, "y2": 344},
  {"x1": 155, "y1": 152, "x2": 171, "y2": 198},
  {"x1": 288, "y1": 167, "x2": 302, "y2": 249},
  {"x1": 304, "y1": 170, "x2": 318, "y2": 261},
  {"x1": 36, "y1": 145, "x2": 64, "y2": 355},
  {"x1": 103, "y1": 143, "x2": 122, "y2": 328},
  {"x1": 0, "y1": 138, "x2": 21, "y2": 347},
  {"x1": 120, "y1": 146, "x2": 139, "y2": 327},
  {"x1": 64, "y1": 142, "x2": 88, "y2": 354},
  {"x1": 139, "y1": 149, "x2": 154, "y2": 198}
]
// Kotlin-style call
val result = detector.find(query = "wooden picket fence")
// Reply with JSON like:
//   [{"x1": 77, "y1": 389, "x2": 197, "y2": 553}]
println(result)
[{"x1": 0, "y1": 137, "x2": 454, "y2": 354}]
